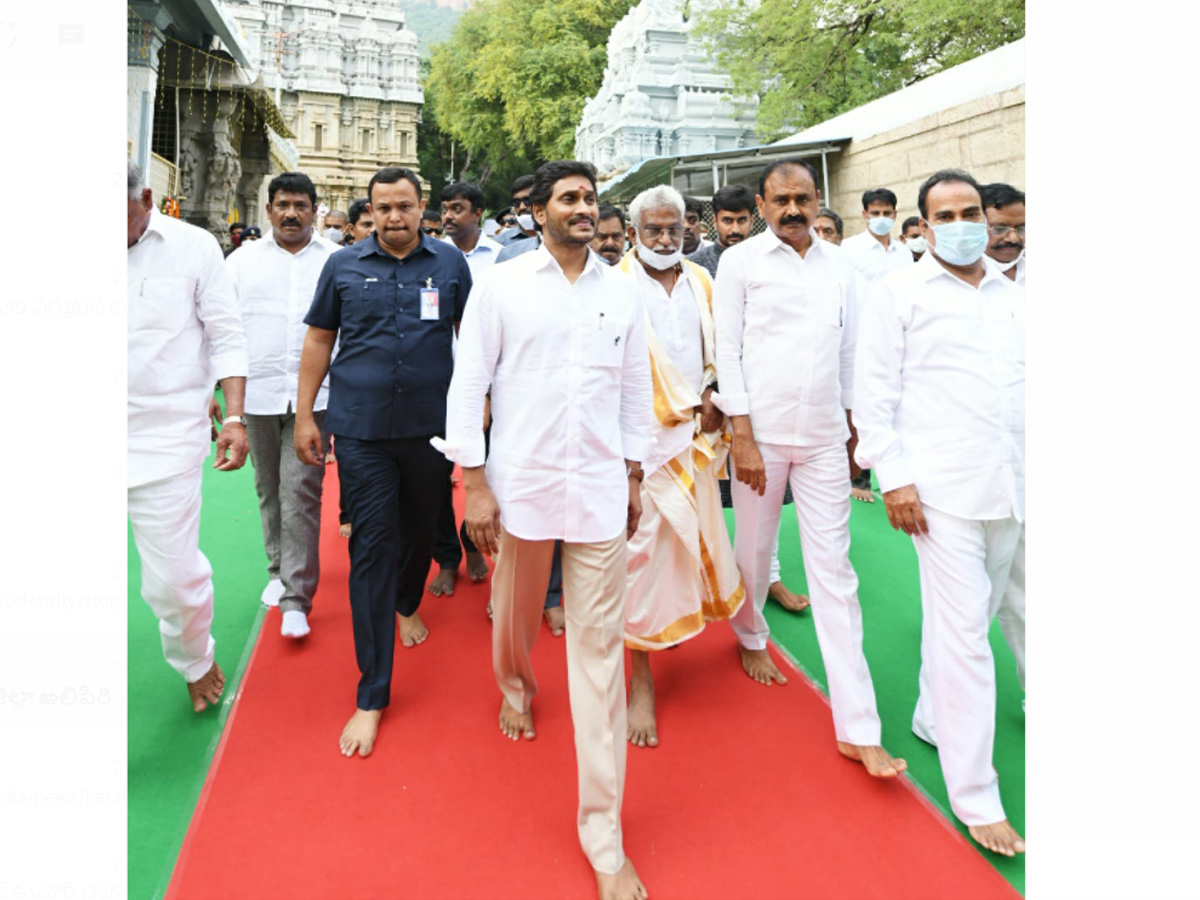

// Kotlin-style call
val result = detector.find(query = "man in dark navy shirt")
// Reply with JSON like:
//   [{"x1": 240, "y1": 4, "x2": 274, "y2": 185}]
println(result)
[{"x1": 294, "y1": 165, "x2": 472, "y2": 759}]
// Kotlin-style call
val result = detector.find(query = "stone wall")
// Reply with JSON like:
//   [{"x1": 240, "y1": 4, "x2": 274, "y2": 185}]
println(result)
[{"x1": 828, "y1": 84, "x2": 1024, "y2": 239}]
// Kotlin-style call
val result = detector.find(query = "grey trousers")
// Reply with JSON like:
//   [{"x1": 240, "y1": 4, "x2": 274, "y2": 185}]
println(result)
[{"x1": 245, "y1": 410, "x2": 328, "y2": 614}]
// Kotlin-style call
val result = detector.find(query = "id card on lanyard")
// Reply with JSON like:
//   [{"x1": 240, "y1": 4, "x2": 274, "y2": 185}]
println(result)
[{"x1": 420, "y1": 277, "x2": 439, "y2": 321}]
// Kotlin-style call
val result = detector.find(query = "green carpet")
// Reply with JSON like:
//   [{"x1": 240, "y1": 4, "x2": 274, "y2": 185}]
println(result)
[
  {"x1": 127, "y1": 441, "x2": 267, "y2": 900},
  {"x1": 729, "y1": 489, "x2": 1026, "y2": 895}
]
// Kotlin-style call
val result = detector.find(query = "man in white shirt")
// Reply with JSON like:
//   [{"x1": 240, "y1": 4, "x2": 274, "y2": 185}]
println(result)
[
  {"x1": 127, "y1": 160, "x2": 249, "y2": 713},
  {"x1": 713, "y1": 158, "x2": 904, "y2": 780},
  {"x1": 899, "y1": 216, "x2": 927, "y2": 261},
  {"x1": 436, "y1": 160, "x2": 653, "y2": 900},
  {"x1": 616, "y1": 186, "x2": 745, "y2": 750},
  {"x1": 853, "y1": 169, "x2": 1025, "y2": 857},
  {"x1": 226, "y1": 172, "x2": 337, "y2": 639},
  {"x1": 429, "y1": 180, "x2": 501, "y2": 598}
]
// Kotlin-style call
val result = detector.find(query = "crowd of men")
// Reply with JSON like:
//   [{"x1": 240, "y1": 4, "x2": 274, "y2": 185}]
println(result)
[{"x1": 127, "y1": 150, "x2": 1026, "y2": 900}]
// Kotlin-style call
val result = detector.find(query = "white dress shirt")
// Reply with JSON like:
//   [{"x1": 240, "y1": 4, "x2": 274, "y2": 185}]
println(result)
[
  {"x1": 225, "y1": 230, "x2": 337, "y2": 414},
  {"x1": 128, "y1": 209, "x2": 248, "y2": 488},
  {"x1": 635, "y1": 262, "x2": 704, "y2": 476},
  {"x1": 712, "y1": 228, "x2": 858, "y2": 447},
  {"x1": 842, "y1": 229, "x2": 914, "y2": 285},
  {"x1": 436, "y1": 246, "x2": 654, "y2": 543},
  {"x1": 993, "y1": 250, "x2": 1026, "y2": 285},
  {"x1": 852, "y1": 253, "x2": 1025, "y2": 521},
  {"x1": 451, "y1": 231, "x2": 502, "y2": 280}
]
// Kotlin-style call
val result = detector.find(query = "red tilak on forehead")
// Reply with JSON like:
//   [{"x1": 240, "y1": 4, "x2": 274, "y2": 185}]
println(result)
[{"x1": 559, "y1": 181, "x2": 593, "y2": 195}]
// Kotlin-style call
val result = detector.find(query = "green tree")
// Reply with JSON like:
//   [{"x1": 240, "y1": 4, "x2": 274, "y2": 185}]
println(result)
[{"x1": 695, "y1": 0, "x2": 1025, "y2": 141}]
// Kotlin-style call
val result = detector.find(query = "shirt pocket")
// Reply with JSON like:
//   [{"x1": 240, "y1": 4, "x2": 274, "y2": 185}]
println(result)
[
  {"x1": 343, "y1": 278, "x2": 390, "y2": 326},
  {"x1": 134, "y1": 277, "x2": 190, "y2": 333},
  {"x1": 590, "y1": 315, "x2": 627, "y2": 369}
]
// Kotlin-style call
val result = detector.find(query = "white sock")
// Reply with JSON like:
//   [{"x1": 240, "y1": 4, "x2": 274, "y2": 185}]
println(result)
[
  {"x1": 281, "y1": 610, "x2": 310, "y2": 639},
  {"x1": 261, "y1": 578, "x2": 284, "y2": 608}
]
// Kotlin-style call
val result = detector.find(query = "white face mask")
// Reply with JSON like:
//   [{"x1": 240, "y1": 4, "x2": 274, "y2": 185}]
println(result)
[
  {"x1": 994, "y1": 249, "x2": 1024, "y2": 272},
  {"x1": 868, "y1": 216, "x2": 895, "y2": 236},
  {"x1": 906, "y1": 236, "x2": 927, "y2": 254},
  {"x1": 636, "y1": 240, "x2": 682, "y2": 270},
  {"x1": 324, "y1": 227, "x2": 344, "y2": 245},
  {"x1": 516, "y1": 213, "x2": 534, "y2": 231}
]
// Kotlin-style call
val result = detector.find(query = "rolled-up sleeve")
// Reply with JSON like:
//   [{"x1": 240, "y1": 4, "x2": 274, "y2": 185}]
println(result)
[
  {"x1": 195, "y1": 234, "x2": 247, "y2": 381},
  {"x1": 304, "y1": 254, "x2": 342, "y2": 331},
  {"x1": 619, "y1": 293, "x2": 653, "y2": 462},
  {"x1": 852, "y1": 279, "x2": 912, "y2": 491},
  {"x1": 433, "y1": 275, "x2": 497, "y2": 467},
  {"x1": 711, "y1": 249, "x2": 750, "y2": 416}
]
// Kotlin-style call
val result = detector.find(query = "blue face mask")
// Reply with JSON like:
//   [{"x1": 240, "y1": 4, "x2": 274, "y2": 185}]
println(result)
[
  {"x1": 930, "y1": 220, "x2": 988, "y2": 266},
  {"x1": 867, "y1": 216, "x2": 895, "y2": 236}
]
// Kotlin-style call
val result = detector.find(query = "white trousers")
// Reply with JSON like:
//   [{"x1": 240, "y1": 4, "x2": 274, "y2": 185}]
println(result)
[
  {"x1": 128, "y1": 467, "x2": 216, "y2": 683},
  {"x1": 730, "y1": 441, "x2": 881, "y2": 745},
  {"x1": 910, "y1": 505, "x2": 1021, "y2": 826}
]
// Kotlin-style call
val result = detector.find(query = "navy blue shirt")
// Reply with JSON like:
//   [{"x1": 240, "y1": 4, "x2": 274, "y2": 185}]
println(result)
[{"x1": 305, "y1": 231, "x2": 472, "y2": 440}]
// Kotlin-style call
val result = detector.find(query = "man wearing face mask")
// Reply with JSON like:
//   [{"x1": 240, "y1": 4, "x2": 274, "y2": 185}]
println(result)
[
  {"x1": 853, "y1": 169, "x2": 1025, "y2": 858},
  {"x1": 226, "y1": 172, "x2": 338, "y2": 638},
  {"x1": 982, "y1": 183, "x2": 1025, "y2": 285},
  {"x1": 493, "y1": 174, "x2": 539, "y2": 249},
  {"x1": 614, "y1": 185, "x2": 744, "y2": 751},
  {"x1": 591, "y1": 205, "x2": 627, "y2": 265},
  {"x1": 323, "y1": 210, "x2": 347, "y2": 245},
  {"x1": 899, "y1": 216, "x2": 926, "y2": 260},
  {"x1": 713, "y1": 159, "x2": 902, "y2": 781},
  {"x1": 687, "y1": 183, "x2": 755, "y2": 278},
  {"x1": 842, "y1": 188, "x2": 913, "y2": 285}
]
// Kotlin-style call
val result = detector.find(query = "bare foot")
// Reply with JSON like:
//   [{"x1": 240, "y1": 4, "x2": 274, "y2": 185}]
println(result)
[
  {"x1": 543, "y1": 604, "x2": 565, "y2": 637},
  {"x1": 399, "y1": 611, "x2": 429, "y2": 647},
  {"x1": 627, "y1": 651, "x2": 658, "y2": 748},
  {"x1": 595, "y1": 857, "x2": 648, "y2": 900},
  {"x1": 427, "y1": 566, "x2": 458, "y2": 597},
  {"x1": 851, "y1": 486, "x2": 875, "y2": 503},
  {"x1": 499, "y1": 697, "x2": 535, "y2": 741},
  {"x1": 186, "y1": 662, "x2": 225, "y2": 713},
  {"x1": 768, "y1": 580, "x2": 810, "y2": 613},
  {"x1": 340, "y1": 708, "x2": 382, "y2": 758},
  {"x1": 837, "y1": 742, "x2": 907, "y2": 777},
  {"x1": 339, "y1": 522, "x2": 352, "y2": 539},
  {"x1": 969, "y1": 820, "x2": 1025, "y2": 857},
  {"x1": 739, "y1": 646, "x2": 788, "y2": 686},
  {"x1": 466, "y1": 551, "x2": 489, "y2": 583}
]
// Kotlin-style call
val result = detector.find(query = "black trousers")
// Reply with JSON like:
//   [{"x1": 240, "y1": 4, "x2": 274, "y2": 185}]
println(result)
[
  {"x1": 851, "y1": 468, "x2": 873, "y2": 490},
  {"x1": 433, "y1": 478, "x2": 479, "y2": 567},
  {"x1": 720, "y1": 477, "x2": 794, "y2": 508},
  {"x1": 335, "y1": 434, "x2": 452, "y2": 710}
]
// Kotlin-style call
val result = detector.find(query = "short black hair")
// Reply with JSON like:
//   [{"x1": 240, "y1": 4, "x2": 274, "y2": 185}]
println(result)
[
  {"x1": 713, "y1": 183, "x2": 755, "y2": 215},
  {"x1": 368, "y1": 166, "x2": 423, "y2": 204},
  {"x1": 597, "y1": 205, "x2": 626, "y2": 229},
  {"x1": 862, "y1": 188, "x2": 898, "y2": 211},
  {"x1": 901, "y1": 215, "x2": 921, "y2": 233},
  {"x1": 683, "y1": 195, "x2": 704, "y2": 218},
  {"x1": 442, "y1": 181, "x2": 486, "y2": 212},
  {"x1": 758, "y1": 158, "x2": 821, "y2": 197},
  {"x1": 421, "y1": 209, "x2": 442, "y2": 223},
  {"x1": 230, "y1": 222, "x2": 245, "y2": 234},
  {"x1": 267, "y1": 172, "x2": 317, "y2": 206},
  {"x1": 816, "y1": 207, "x2": 843, "y2": 236},
  {"x1": 348, "y1": 197, "x2": 370, "y2": 225},
  {"x1": 917, "y1": 169, "x2": 981, "y2": 220},
  {"x1": 980, "y1": 182, "x2": 1026, "y2": 210},
  {"x1": 510, "y1": 174, "x2": 536, "y2": 195},
  {"x1": 528, "y1": 160, "x2": 598, "y2": 216}
]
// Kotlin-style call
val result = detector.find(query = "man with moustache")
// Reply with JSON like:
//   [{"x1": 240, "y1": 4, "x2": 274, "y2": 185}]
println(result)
[
  {"x1": 687, "y1": 183, "x2": 754, "y2": 277},
  {"x1": 854, "y1": 169, "x2": 1025, "y2": 857},
  {"x1": 295, "y1": 166, "x2": 473, "y2": 759},
  {"x1": 982, "y1": 183, "x2": 1025, "y2": 285},
  {"x1": 591, "y1": 205, "x2": 627, "y2": 265},
  {"x1": 713, "y1": 158, "x2": 903, "y2": 779},
  {"x1": 681, "y1": 195, "x2": 711, "y2": 256},
  {"x1": 437, "y1": 159, "x2": 652, "y2": 900},
  {"x1": 226, "y1": 172, "x2": 338, "y2": 637}
]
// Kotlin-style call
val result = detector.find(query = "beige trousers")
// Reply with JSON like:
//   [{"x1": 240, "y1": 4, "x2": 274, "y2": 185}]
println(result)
[{"x1": 492, "y1": 527, "x2": 628, "y2": 875}]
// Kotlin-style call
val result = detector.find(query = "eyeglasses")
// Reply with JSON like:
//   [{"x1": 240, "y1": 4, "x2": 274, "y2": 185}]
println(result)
[
  {"x1": 511, "y1": 197, "x2": 532, "y2": 209},
  {"x1": 421, "y1": 226, "x2": 443, "y2": 235},
  {"x1": 642, "y1": 225, "x2": 684, "y2": 240},
  {"x1": 988, "y1": 224, "x2": 1025, "y2": 238}
]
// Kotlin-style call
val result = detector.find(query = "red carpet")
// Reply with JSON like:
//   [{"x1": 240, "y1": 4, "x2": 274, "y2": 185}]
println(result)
[{"x1": 166, "y1": 466, "x2": 1018, "y2": 900}]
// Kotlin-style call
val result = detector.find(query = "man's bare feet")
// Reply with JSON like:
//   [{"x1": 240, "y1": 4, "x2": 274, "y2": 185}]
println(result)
[
  {"x1": 837, "y1": 742, "x2": 907, "y2": 777},
  {"x1": 427, "y1": 566, "x2": 458, "y2": 597},
  {"x1": 969, "y1": 820, "x2": 1025, "y2": 857},
  {"x1": 186, "y1": 662, "x2": 225, "y2": 713},
  {"x1": 739, "y1": 646, "x2": 788, "y2": 686},
  {"x1": 499, "y1": 697, "x2": 535, "y2": 741},
  {"x1": 466, "y1": 550, "x2": 489, "y2": 583},
  {"x1": 851, "y1": 486, "x2": 876, "y2": 503},
  {"x1": 338, "y1": 522, "x2": 352, "y2": 539},
  {"x1": 399, "y1": 611, "x2": 429, "y2": 647},
  {"x1": 339, "y1": 708, "x2": 382, "y2": 757},
  {"x1": 595, "y1": 857, "x2": 648, "y2": 900},
  {"x1": 768, "y1": 580, "x2": 810, "y2": 613},
  {"x1": 543, "y1": 604, "x2": 565, "y2": 637},
  {"x1": 627, "y1": 651, "x2": 658, "y2": 748}
]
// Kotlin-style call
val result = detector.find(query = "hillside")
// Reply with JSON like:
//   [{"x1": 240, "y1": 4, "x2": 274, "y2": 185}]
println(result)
[{"x1": 399, "y1": 0, "x2": 466, "y2": 57}]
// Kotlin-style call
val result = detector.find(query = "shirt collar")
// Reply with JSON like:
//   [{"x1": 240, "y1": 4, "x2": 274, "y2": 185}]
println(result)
[
  {"x1": 358, "y1": 229, "x2": 434, "y2": 260},
  {"x1": 532, "y1": 242, "x2": 602, "y2": 279},
  {"x1": 265, "y1": 227, "x2": 319, "y2": 255},
  {"x1": 136, "y1": 207, "x2": 168, "y2": 245},
  {"x1": 917, "y1": 248, "x2": 1009, "y2": 288},
  {"x1": 759, "y1": 225, "x2": 825, "y2": 260}
]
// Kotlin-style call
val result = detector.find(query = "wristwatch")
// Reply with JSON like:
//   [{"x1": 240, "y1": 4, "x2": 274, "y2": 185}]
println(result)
[
  {"x1": 224, "y1": 415, "x2": 247, "y2": 427},
  {"x1": 626, "y1": 464, "x2": 644, "y2": 482}
]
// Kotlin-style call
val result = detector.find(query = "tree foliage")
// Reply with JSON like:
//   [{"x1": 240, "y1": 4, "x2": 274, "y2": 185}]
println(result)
[
  {"x1": 425, "y1": 0, "x2": 635, "y2": 182},
  {"x1": 694, "y1": 0, "x2": 1025, "y2": 140}
]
